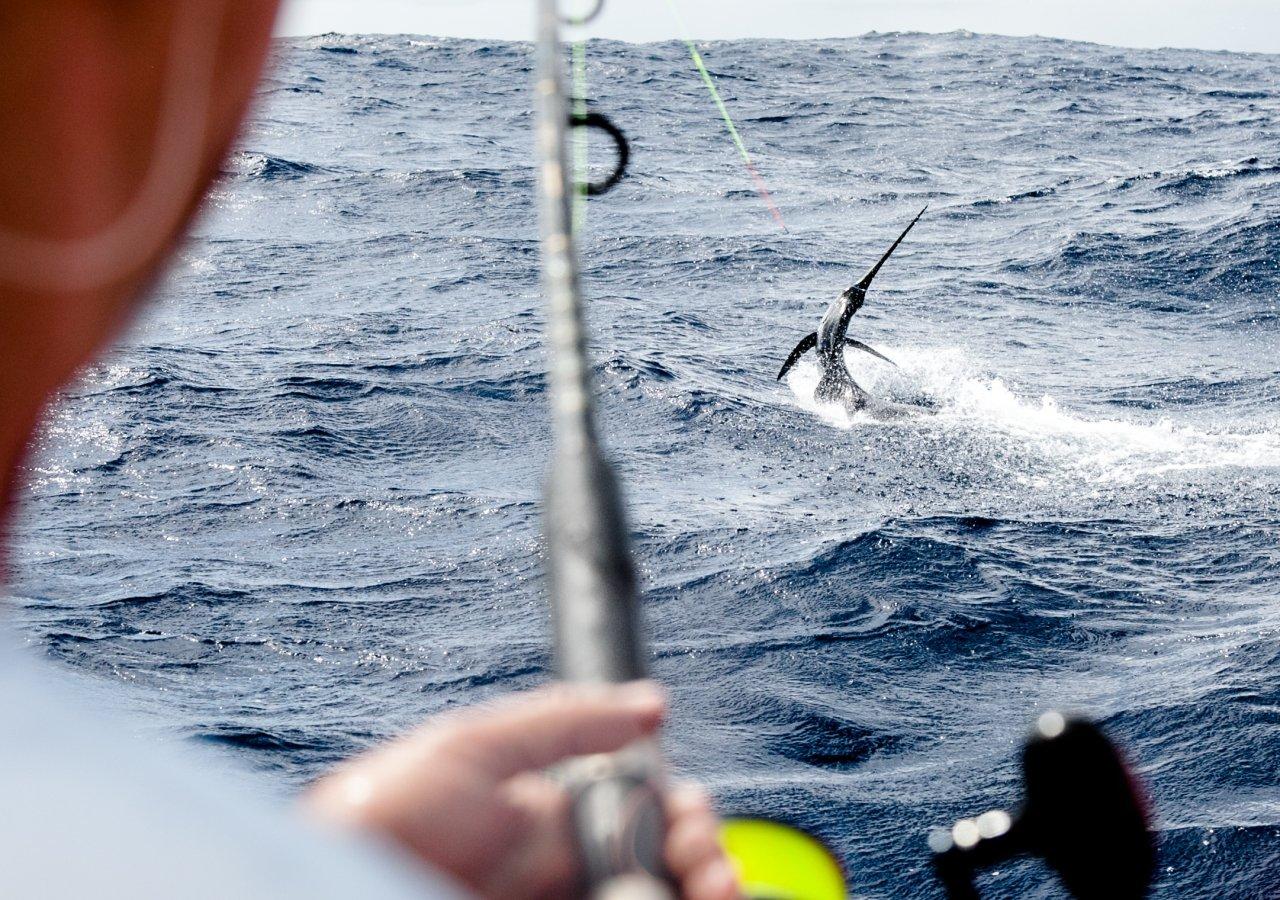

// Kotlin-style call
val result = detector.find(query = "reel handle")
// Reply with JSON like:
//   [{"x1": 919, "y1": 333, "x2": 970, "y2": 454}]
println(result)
[{"x1": 930, "y1": 714, "x2": 1155, "y2": 900}]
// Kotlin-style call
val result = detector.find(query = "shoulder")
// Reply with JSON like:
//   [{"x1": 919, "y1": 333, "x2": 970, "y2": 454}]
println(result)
[{"x1": 0, "y1": 639, "x2": 469, "y2": 900}]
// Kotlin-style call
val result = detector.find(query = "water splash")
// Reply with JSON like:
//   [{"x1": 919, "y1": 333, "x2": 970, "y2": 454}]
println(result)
[{"x1": 785, "y1": 347, "x2": 1280, "y2": 484}]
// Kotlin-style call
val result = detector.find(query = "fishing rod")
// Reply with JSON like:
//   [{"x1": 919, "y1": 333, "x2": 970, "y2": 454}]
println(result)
[
  {"x1": 534, "y1": 1, "x2": 671, "y2": 897},
  {"x1": 530, "y1": 9, "x2": 848, "y2": 894}
]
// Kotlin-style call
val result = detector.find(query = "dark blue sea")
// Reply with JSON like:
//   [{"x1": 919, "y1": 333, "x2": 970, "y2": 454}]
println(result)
[{"x1": 9, "y1": 31, "x2": 1280, "y2": 898}]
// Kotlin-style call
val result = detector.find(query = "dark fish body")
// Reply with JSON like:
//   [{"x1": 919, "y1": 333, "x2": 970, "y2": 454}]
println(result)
[
  {"x1": 814, "y1": 349, "x2": 868, "y2": 408},
  {"x1": 817, "y1": 286, "x2": 867, "y2": 363},
  {"x1": 777, "y1": 208, "x2": 927, "y2": 415}
]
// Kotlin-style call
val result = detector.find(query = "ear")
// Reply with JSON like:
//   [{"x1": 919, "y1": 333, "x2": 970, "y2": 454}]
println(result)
[{"x1": 0, "y1": 1, "x2": 281, "y2": 540}]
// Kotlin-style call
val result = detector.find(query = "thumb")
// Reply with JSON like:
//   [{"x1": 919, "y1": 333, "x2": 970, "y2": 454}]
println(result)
[{"x1": 440, "y1": 681, "x2": 667, "y2": 780}]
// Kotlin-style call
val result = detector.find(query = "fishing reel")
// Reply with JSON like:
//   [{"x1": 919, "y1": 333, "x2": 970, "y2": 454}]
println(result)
[
  {"x1": 706, "y1": 714, "x2": 1154, "y2": 900},
  {"x1": 928, "y1": 713, "x2": 1155, "y2": 900}
]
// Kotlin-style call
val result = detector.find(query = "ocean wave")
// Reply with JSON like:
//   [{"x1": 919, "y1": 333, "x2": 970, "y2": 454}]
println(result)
[
  {"x1": 1111, "y1": 156, "x2": 1280, "y2": 193},
  {"x1": 226, "y1": 151, "x2": 333, "y2": 181}
]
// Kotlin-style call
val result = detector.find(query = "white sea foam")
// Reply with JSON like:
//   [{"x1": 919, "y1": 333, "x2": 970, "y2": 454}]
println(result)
[{"x1": 785, "y1": 346, "x2": 1280, "y2": 484}]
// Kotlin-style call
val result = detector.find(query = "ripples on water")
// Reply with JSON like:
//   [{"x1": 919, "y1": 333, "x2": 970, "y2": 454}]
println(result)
[{"x1": 10, "y1": 31, "x2": 1280, "y2": 897}]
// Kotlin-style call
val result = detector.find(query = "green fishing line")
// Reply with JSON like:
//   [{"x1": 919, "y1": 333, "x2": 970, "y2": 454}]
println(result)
[
  {"x1": 571, "y1": 39, "x2": 589, "y2": 233},
  {"x1": 680, "y1": 37, "x2": 752, "y2": 167},
  {"x1": 665, "y1": 0, "x2": 788, "y2": 231}
]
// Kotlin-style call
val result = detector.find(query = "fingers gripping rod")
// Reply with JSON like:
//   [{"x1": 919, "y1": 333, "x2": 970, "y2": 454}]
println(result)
[{"x1": 533, "y1": 2, "x2": 670, "y2": 898}]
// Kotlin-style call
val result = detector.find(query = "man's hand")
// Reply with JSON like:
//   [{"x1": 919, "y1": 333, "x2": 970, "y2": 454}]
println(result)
[{"x1": 305, "y1": 682, "x2": 740, "y2": 900}]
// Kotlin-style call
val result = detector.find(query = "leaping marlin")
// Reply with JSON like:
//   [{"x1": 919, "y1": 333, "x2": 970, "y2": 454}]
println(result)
[{"x1": 777, "y1": 206, "x2": 926, "y2": 413}]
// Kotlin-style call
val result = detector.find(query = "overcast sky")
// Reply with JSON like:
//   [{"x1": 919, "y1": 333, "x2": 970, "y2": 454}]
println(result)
[{"x1": 277, "y1": 0, "x2": 1280, "y2": 54}]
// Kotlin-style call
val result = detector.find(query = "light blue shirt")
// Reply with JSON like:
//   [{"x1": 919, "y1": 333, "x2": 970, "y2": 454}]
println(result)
[{"x1": 0, "y1": 630, "x2": 469, "y2": 899}]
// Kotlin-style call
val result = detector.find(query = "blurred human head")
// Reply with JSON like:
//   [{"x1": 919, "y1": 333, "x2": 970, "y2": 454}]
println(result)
[{"x1": 0, "y1": 1, "x2": 280, "y2": 557}]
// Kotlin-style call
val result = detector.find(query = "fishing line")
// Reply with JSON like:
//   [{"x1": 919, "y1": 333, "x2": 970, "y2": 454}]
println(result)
[
  {"x1": 664, "y1": 0, "x2": 789, "y2": 233},
  {"x1": 571, "y1": 39, "x2": 590, "y2": 233},
  {"x1": 562, "y1": 0, "x2": 598, "y2": 233}
]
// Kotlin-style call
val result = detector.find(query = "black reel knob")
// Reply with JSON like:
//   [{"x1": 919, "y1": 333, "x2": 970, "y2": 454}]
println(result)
[{"x1": 930, "y1": 713, "x2": 1156, "y2": 899}]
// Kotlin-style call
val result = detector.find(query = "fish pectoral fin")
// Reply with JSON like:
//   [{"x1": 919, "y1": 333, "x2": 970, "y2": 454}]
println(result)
[
  {"x1": 777, "y1": 332, "x2": 818, "y2": 380},
  {"x1": 843, "y1": 338, "x2": 899, "y2": 369}
]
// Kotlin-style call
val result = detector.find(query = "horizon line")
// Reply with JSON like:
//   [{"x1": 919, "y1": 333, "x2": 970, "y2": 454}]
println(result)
[{"x1": 274, "y1": 28, "x2": 1280, "y2": 58}]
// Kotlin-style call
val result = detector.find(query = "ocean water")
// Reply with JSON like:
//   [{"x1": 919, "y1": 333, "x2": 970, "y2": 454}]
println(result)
[{"x1": 9, "y1": 31, "x2": 1280, "y2": 898}]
